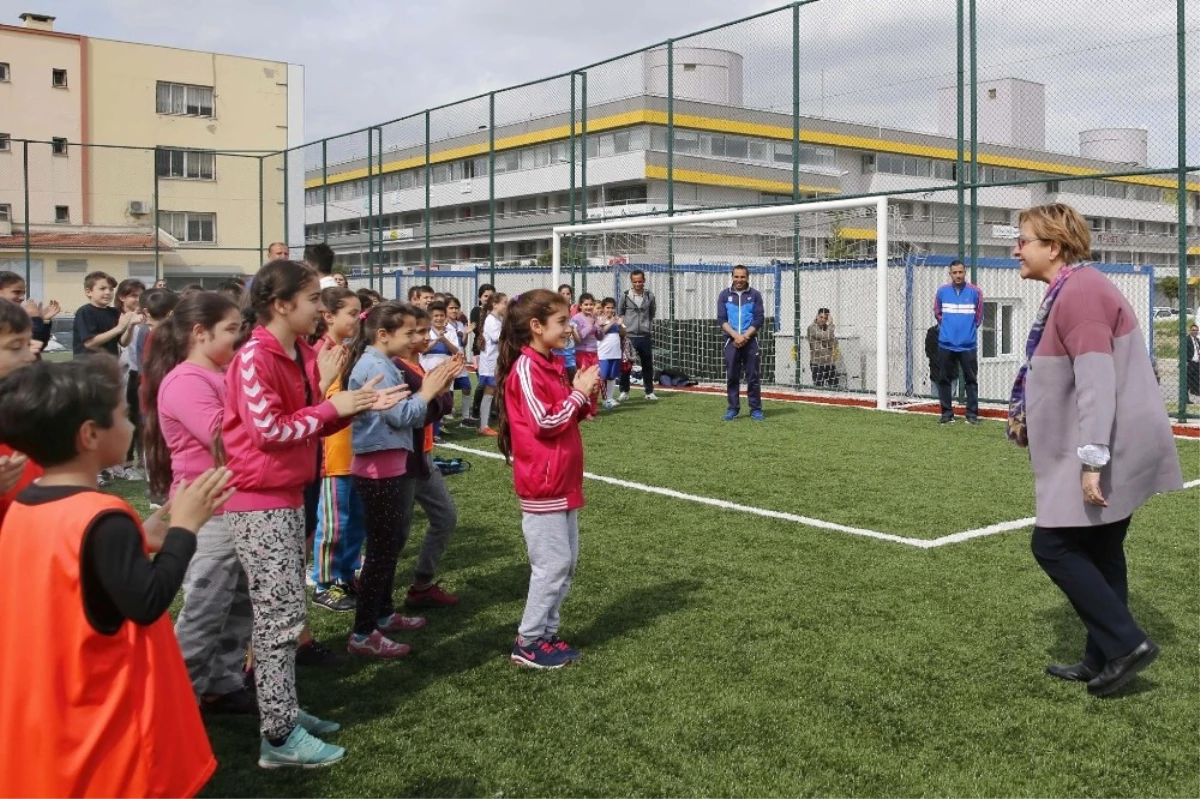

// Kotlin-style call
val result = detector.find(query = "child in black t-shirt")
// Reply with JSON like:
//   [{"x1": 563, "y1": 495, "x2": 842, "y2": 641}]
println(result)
[{"x1": 72, "y1": 271, "x2": 140, "y2": 358}]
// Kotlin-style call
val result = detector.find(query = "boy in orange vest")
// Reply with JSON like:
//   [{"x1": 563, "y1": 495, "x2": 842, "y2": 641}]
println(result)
[{"x1": 0, "y1": 357, "x2": 235, "y2": 798}]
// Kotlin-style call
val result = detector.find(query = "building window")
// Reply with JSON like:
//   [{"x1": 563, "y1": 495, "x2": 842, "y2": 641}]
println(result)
[
  {"x1": 0, "y1": 204, "x2": 10, "y2": 222},
  {"x1": 51, "y1": 68, "x2": 67, "y2": 88},
  {"x1": 981, "y1": 300, "x2": 1016, "y2": 358},
  {"x1": 155, "y1": 148, "x2": 216, "y2": 180},
  {"x1": 0, "y1": 63, "x2": 9, "y2": 82},
  {"x1": 156, "y1": 82, "x2": 215, "y2": 117},
  {"x1": 128, "y1": 261, "x2": 156, "y2": 279},
  {"x1": 608, "y1": 184, "x2": 648, "y2": 205},
  {"x1": 52, "y1": 137, "x2": 68, "y2": 156},
  {"x1": 160, "y1": 211, "x2": 216, "y2": 243},
  {"x1": 54, "y1": 205, "x2": 70, "y2": 223},
  {"x1": 57, "y1": 258, "x2": 88, "y2": 273},
  {"x1": 0, "y1": 133, "x2": 9, "y2": 153}
]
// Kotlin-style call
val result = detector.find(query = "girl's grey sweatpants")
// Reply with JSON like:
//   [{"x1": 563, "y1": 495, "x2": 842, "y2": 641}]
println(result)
[{"x1": 517, "y1": 510, "x2": 579, "y2": 644}]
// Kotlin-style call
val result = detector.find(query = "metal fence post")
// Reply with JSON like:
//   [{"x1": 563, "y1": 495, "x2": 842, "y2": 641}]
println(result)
[
  {"x1": 424, "y1": 110, "x2": 431, "y2": 276},
  {"x1": 569, "y1": 73, "x2": 577, "y2": 288},
  {"x1": 377, "y1": 128, "x2": 386, "y2": 288},
  {"x1": 367, "y1": 130, "x2": 375, "y2": 291},
  {"x1": 153, "y1": 146, "x2": 160, "y2": 281},
  {"x1": 968, "y1": 0, "x2": 979, "y2": 283},
  {"x1": 258, "y1": 156, "x2": 265, "y2": 267},
  {"x1": 792, "y1": 2, "x2": 802, "y2": 388},
  {"x1": 1176, "y1": 0, "x2": 1189, "y2": 422},
  {"x1": 956, "y1": 0, "x2": 965, "y2": 263},
  {"x1": 581, "y1": 70, "x2": 589, "y2": 294},
  {"x1": 321, "y1": 138, "x2": 328, "y2": 244},
  {"x1": 22, "y1": 140, "x2": 31, "y2": 284},
  {"x1": 488, "y1": 92, "x2": 496, "y2": 285},
  {"x1": 667, "y1": 38, "x2": 677, "y2": 366},
  {"x1": 282, "y1": 149, "x2": 289, "y2": 247}
]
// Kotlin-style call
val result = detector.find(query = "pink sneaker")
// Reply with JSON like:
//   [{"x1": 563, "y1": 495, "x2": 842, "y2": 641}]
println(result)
[
  {"x1": 347, "y1": 630, "x2": 410, "y2": 659},
  {"x1": 377, "y1": 612, "x2": 427, "y2": 633}
]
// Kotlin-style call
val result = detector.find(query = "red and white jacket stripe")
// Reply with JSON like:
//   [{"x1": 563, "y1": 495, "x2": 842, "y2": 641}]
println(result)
[
  {"x1": 504, "y1": 346, "x2": 588, "y2": 514},
  {"x1": 221, "y1": 326, "x2": 346, "y2": 512}
]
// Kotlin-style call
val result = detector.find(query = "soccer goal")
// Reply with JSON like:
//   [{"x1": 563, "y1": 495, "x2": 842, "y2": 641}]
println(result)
[{"x1": 551, "y1": 196, "x2": 913, "y2": 410}]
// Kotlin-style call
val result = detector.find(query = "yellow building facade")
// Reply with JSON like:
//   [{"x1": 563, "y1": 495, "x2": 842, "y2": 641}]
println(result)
[{"x1": 0, "y1": 12, "x2": 302, "y2": 305}]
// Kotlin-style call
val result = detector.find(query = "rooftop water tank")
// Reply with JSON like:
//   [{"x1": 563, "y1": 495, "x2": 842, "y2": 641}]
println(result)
[
  {"x1": 643, "y1": 47, "x2": 743, "y2": 107},
  {"x1": 1079, "y1": 128, "x2": 1148, "y2": 166}
]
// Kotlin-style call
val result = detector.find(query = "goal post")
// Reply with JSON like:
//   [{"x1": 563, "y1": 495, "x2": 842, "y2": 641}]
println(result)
[{"x1": 552, "y1": 196, "x2": 891, "y2": 409}]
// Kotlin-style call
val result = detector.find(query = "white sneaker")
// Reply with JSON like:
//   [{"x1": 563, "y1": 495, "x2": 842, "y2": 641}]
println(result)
[
  {"x1": 617, "y1": 392, "x2": 628, "y2": 402},
  {"x1": 603, "y1": 399, "x2": 617, "y2": 410},
  {"x1": 645, "y1": 392, "x2": 659, "y2": 401}
]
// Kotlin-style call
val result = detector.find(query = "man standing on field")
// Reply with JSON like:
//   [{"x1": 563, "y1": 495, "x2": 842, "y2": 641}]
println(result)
[
  {"x1": 617, "y1": 270, "x2": 658, "y2": 402},
  {"x1": 717, "y1": 265, "x2": 765, "y2": 422},
  {"x1": 933, "y1": 259, "x2": 983, "y2": 424}
]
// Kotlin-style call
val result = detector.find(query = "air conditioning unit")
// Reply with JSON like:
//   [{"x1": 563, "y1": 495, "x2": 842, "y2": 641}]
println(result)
[
  {"x1": 128, "y1": 200, "x2": 148, "y2": 215},
  {"x1": 0, "y1": 220, "x2": 11, "y2": 237}
]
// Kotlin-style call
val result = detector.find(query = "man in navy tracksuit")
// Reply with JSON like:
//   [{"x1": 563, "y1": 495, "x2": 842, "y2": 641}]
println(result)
[
  {"x1": 716, "y1": 265, "x2": 766, "y2": 421},
  {"x1": 933, "y1": 260, "x2": 984, "y2": 424}
]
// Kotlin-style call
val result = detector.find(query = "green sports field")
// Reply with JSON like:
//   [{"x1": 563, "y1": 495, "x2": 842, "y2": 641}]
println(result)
[{"x1": 110, "y1": 390, "x2": 1199, "y2": 798}]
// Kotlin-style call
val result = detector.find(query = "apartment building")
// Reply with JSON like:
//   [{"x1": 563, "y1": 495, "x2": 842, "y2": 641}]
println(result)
[
  {"x1": 303, "y1": 52, "x2": 1198, "y2": 280},
  {"x1": 0, "y1": 12, "x2": 303, "y2": 301}
]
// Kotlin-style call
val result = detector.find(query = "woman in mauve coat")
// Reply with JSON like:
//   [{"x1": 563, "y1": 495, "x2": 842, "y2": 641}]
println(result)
[{"x1": 1007, "y1": 202, "x2": 1182, "y2": 698}]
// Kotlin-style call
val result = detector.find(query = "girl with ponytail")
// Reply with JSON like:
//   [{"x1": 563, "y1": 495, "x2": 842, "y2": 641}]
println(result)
[
  {"x1": 141, "y1": 291, "x2": 256, "y2": 713},
  {"x1": 495, "y1": 289, "x2": 598, "y2": 670}
]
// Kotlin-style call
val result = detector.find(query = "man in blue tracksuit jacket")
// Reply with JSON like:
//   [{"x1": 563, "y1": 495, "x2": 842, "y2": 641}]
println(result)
[
  {"x1": 716, "y1": 265, "x2": 766, "y2": 421},
  {"x1": 933, "y1": 259, "x2": 984, "y2": 424}
]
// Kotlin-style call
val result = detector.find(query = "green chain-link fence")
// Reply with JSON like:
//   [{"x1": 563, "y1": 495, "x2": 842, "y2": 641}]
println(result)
[{"x1": 3, "y1": 0, "x2": 1195, "y2": 416}]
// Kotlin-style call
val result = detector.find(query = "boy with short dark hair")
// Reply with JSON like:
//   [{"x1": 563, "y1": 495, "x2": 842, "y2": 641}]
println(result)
[
  {"x1": 304, "y1": 243, "x2": 337, "y2": 288},
  {"x1": 73, "y1": 271, "x2": 139, "y2": 358},
  {"x1": 0, "y1": 357, "x2": 234, "y2": 798},
  {"x1": 0, "y1": 270, "x2": 60, "y2": 354},
  {"x1": 0, "y1": 298, "x2": 41, "y2": 524},
  {"x1": 408, "y1": 284, "x2": 435, "y2": 309}
]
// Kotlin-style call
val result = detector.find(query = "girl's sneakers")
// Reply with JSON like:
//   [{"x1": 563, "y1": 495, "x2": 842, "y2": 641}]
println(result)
[
  {"x1": 377, "y1": 612, "x2": 427, "y2": 633},
  {"x1": 347, "y1": 630, "x2": 411, "y2": 659},
  {"x1": 404, "y1": 581, "x2": 460, "y2": 609},
  {"x1": 479, "y1": 426, "x2": 499, "y2": 437},
  {"x1": 510, "y1": 637, "x2": 572, "y2": 670},
  {"x1": 258, "y1": 725, "x2": 344, "y2": 769}
]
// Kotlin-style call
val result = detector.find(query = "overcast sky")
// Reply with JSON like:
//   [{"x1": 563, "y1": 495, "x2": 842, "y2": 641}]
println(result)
[{"x1": 10, "y1": 0, "x2": 1197, "y2": 166}]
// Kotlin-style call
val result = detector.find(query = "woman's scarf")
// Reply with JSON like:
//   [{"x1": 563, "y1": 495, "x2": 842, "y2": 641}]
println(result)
[{"x1": 1006, "y1": 264, "x2": 1082, "y2": 447}]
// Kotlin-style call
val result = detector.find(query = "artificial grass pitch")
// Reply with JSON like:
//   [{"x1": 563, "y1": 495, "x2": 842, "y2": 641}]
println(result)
[{"x1": 105, "y1": 391, "x2": 1198, "y2": 798}]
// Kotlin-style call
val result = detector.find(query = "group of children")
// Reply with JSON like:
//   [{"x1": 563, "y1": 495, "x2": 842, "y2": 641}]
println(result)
[{"x1": 0, "y1": 260, "x2": 600, "y2": 793}]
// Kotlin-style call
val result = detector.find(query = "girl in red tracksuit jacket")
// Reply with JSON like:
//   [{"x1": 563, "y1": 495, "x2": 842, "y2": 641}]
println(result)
[
  {"x1": 221, "y1": 260, "x2": 403, "y2": 769},
  {"x1": 497, "y1": 289, "x2": 599, "y2": 671}
]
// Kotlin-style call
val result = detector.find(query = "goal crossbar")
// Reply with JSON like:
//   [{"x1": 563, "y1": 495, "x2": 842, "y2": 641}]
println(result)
[{"x1": 551, "y1": 196, "x2": 891, "y2": 409}]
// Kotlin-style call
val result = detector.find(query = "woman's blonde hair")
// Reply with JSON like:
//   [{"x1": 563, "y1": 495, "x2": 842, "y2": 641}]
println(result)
[{"x1": 1017, "y1": 203, "x2": 1092, "y2": 265}]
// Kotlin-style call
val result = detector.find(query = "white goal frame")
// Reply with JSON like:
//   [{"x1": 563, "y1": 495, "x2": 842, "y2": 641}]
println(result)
[{"x1": 551, "y1": 196, "x2": 891, "y2": 409}]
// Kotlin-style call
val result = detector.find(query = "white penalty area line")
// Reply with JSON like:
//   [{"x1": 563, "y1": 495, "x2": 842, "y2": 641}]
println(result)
[{"x1": 438, "y1": 444, "x2": 1198, "y2": 549}]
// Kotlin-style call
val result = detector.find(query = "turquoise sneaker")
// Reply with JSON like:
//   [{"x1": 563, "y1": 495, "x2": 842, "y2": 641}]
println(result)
[
  {"x1": 296, "y1": 709, "x2": 340, "y2": 736},
  {"x1": 258, "y1": 726, "x2": 345, "y2": 769}
]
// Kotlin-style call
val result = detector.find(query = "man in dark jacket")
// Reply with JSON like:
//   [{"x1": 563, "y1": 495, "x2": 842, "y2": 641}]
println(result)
[
  {"x1": 1187, "y1": 323, "x2": 1199, "y2": 398},
  {"x1": 617, "y1": 270, "x2": 658, "y2": 401}
]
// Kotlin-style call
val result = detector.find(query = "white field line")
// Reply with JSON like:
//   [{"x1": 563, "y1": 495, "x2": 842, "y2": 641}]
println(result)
[
  {"x1": 436, "y1": 446, "x2": 1200, "y2": 551},
  {"x1": 436, "y1": 442, "x2": 931, "y2": 548},
  {"x1": 927, "y1": 477, "x2": 1200, "y2": 547},
  {"x1": 652, "y1": 386, "x2": 1200, "y2": 442}
]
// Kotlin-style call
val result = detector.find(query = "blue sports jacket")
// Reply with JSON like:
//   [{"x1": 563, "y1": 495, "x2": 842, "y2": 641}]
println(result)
[
  {"x1": 933, "y1": 283, "x2": 984, "y2": 352},
  {"x1": 717, "y1": 286, "x2": 765, "y2": 339}
]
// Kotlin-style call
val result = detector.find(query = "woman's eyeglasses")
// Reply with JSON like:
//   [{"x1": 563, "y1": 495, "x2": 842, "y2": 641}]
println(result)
[{"x1": 1015, "y1": 236, "x2": 1045, "y2": 249}]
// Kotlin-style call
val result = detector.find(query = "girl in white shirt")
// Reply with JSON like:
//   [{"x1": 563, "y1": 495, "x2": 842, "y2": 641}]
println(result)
[{"x1": 476, "y1": 293, "x2": 508, "y2": 436}]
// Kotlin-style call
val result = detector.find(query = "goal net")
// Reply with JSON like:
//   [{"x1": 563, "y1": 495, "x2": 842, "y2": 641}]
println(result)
[{"x1": 552, "y1": 197, "x2": 921, "y2": 409}]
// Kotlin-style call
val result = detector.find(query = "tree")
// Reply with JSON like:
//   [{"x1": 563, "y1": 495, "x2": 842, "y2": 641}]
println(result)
[
  {"x1": 1158, "y1": 276, "x2": 1180, "y2": 307},
  {"x1": 824, "y1": 212, "x2": 858, "y2": 261},
  {"x1": 536, "y1": 244, "x2": 587, "y2": 267}
]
